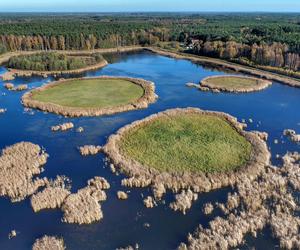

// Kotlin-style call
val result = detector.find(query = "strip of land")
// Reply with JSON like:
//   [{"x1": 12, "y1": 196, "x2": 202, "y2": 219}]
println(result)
[
  {"x1": 146, "y1": 47, "x2": 300, "y2": 88},
  {"x1": 1, "y1": 46, "x2": 300, "y2": 88}
]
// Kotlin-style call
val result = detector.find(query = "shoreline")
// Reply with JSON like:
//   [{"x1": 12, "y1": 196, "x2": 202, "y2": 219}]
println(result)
[
  {"x1": 0, "y1": 46, "x2": 144, "y2": 77},
  {"x1": 0, "y1": 46, "x2": 144, "y2": 65},
  {"x1": 145, "y1": 47, "x2": 300, "y2": 88},
  {"x1": 1, "y1": 46, "x2": 300, "y2": 88},
  {"x1": 7, "y1": 59, "x2": 108, "y2": 77},
  {"x1": 22, "y1": 76, "x2": 157, "y2": 117}
]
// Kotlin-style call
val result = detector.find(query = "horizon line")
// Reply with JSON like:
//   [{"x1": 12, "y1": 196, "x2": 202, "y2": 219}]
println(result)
[{"x1": 0, "y1": 11, "x2": 299, "y2": 14}]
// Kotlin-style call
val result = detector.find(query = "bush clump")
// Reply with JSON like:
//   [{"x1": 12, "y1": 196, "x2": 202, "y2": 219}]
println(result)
[{"x1": 8, "y1": 52, "x2": 104, "y2": 71}]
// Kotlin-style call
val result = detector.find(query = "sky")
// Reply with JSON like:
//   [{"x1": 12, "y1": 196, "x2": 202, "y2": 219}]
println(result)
[{"x1": 0, "y1": 0, "x2": 299, "y2": 12}]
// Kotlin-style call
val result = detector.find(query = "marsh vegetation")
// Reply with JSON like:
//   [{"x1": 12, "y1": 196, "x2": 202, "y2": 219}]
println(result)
[
  {"x1": 32, "y1": 235, "x2": 65, "y2": 250},
  {"x1": 0, "y1": 142, "x2": 48, "y2": 202},
  {"x1": 104, "y1": 108, "x2": 269, "y2": 202}
]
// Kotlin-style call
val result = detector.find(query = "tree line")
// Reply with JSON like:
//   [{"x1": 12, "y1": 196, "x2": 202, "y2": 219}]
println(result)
[
  {"x1": 192, "y1": 40, "x2": 299, "y2": 71},
  {"x1": 0, "y1": 13, "x2": 299, "y2": 72},
  {"x1": 0, "y1": 31, "x2": 164, "y2": 52}
]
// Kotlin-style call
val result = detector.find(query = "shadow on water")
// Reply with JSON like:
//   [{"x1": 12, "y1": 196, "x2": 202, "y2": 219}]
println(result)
[{"x1": 0, "y1": 50, "x2": 299, "y2": 249}]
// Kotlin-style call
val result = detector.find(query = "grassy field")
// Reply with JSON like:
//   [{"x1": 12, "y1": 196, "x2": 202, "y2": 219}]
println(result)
[
  {"x1": 120, "y1": 113, "x2": 252, "y2": 173},
  {"x1": 32, "y1": 78, "x2": 144, "y2": 108},
  {"x1": 204, "y1": 76, "x2": 259, "y2": 89}
]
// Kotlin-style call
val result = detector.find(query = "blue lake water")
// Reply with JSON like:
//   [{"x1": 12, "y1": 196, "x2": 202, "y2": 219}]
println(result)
[{"x1": 0, "y1": 51, "x2": 299, "y2": 250}]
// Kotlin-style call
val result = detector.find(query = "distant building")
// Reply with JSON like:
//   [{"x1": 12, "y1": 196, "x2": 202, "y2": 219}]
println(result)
[{"x1": 186, "y1": 39, "x2": 199, "y2": 50}]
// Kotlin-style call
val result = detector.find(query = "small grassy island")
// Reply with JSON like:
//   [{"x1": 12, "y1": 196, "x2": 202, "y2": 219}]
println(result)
[
  {"x1": 199, "y1": 75, "x2": 272, "y2": 93},
  {"x1": 22, "y1": 77, "x2": 157, "y2": 117},
  {"x1": 104, "y1": 108, "x2": 270, "y2": 193},
  {"x1": 7, "y1": 52, "x2": 108, "y2": 76}
]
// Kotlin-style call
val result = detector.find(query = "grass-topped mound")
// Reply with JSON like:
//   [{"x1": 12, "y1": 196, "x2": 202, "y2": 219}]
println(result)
[
  {"x1": 200, "y1": 75, "x2": 272, "y2": 93},
  {"x1": 32, "y1": 78, "x2": 144, "y2": 108},
  {"x1": 120, "y1": 113, "x2": 251, "y2": 173},
  {"x1": 22, "y1": 77, "x2": 157, "y2": 117},
  {"x1": 104, "y1": 108, "x2": 270, "y2": 193}
]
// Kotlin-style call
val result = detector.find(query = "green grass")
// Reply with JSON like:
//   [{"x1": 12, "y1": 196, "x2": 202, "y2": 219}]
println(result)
[
  {"x1": 205, "y1": 76, "x2": 259, "y2": 89},
  {"x1": 120, "y1": 113, "x2": 252, "y2": 173},
  {"x1": 32, "y1": 78, "x2": 144, "y2": 108}
]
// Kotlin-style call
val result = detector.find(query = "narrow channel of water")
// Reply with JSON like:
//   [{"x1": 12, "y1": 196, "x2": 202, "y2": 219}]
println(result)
[{"x1": 0, "y1": 51, "x2": 299, "y2": 249}]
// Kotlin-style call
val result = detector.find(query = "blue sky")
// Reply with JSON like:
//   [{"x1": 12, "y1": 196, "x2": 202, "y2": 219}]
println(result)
[{"x1": 0, "y1": 0, "x2": 299, "y2": 12}]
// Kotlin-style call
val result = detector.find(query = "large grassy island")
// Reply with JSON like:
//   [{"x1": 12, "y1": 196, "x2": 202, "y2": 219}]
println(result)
[
  {"x1": 104, "y1": 108, "x2": 270, "y2": 193},
  {"x1": 22, "y1": 77, "x2": 157, "y2": 117}
]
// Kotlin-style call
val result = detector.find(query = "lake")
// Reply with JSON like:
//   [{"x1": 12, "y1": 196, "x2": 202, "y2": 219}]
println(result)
[{"x1": 0, "y1": 50, "x2": 299, "y2": 250}]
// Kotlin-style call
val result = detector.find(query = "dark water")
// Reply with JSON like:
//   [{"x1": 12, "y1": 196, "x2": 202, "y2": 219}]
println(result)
[{"x1": 0, "y1": 51, "x2": 299, "y2": 250}]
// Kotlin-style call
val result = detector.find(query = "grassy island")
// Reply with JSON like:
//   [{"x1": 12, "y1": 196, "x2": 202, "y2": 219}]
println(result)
[
  {"x1": 119, "y1": 112, "x2": 251, "y2": 173},
  {"x1": 22, "y1": 77, "x2": 157, "y2": 117},
  {"x1": 104, "y1": 108, "x2": 270, "y2": 194},
  {"x1": 200, "y1": 75, "x2": 272, "y2": 93},
  {"x1": 32, "y1": 78, "x2": 144, "y2": 108}
]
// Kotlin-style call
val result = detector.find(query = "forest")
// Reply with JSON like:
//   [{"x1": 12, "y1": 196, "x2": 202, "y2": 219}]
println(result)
[
  {"x1": 0, "y1": 13, "x2": 299, "y2": 72},
  {"x1": 192, "y1": 41, "x2": 300, "y2": 72}
]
